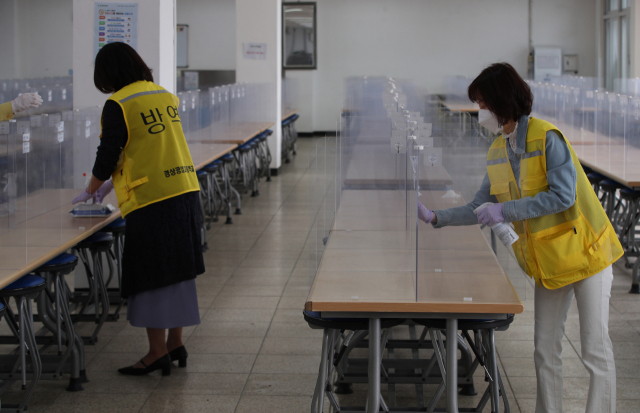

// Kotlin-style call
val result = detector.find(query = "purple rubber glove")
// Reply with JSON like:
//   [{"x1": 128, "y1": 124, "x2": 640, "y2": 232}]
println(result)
[
  {"x1": 417, "y1": 201, "x2": 434, "y2": 223},
  {"x1": 94, "y1": 180, "x2": 113, "y2": 204},
  {"x1": 476, "y1": 203, "x2": 505, "y2": 227},
  {"x1": 71, "y1": 190, "x2": 95, "y2": 205}
]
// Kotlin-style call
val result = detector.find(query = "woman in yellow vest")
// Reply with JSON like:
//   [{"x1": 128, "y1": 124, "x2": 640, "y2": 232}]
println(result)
[
  {"x1": 72, "y1": 43, "x2": 204, "y2": 376},
  {"x1": 418, "y1": 63, "x2": 621, "y2": 413}
]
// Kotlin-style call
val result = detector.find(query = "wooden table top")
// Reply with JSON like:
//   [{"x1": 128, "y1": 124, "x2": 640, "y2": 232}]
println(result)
[
  {"x1": 306, "y1": 190, "x2": 524, "y2": 314},
  {"x1": 532, "y1": 112, "x2": 640, "y2": 188},
  {"x1": 443, "y1": 101, "x2": 480, "y2": 113},
  {"x1": 190, "y1": 142, "x2": 237, "y2": 170},
  {"x1": 282, "y1": 109, "x2": 298, "y2": 121},
  {"x1": 0, "y1": 189, "x2": 120, "y2": 289},
  {"x1": 342, "y1": 146, "x2": 453, "y2": 187},
  {"x1": 213, "y1": 122, "x2": 274, "y2": 145}
]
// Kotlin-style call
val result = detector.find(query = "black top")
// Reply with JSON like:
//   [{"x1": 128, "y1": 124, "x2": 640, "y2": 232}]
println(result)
[{"x1": 92, "y1": 100, "x2": 128, "y2": 181}]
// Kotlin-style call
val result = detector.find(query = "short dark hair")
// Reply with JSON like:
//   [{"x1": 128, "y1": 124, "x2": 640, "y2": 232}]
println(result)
[
  {"x1": 467, "y1": 63, "x2": 532, "y2": 126},
  {"x1": 94, "y1": 43, "x2": 154, "y2": 94}
]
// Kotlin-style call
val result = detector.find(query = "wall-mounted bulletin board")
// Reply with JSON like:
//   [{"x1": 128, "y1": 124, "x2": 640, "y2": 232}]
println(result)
[{"x1": 177, "y1": 24, "x2": 189, "y2": 68}]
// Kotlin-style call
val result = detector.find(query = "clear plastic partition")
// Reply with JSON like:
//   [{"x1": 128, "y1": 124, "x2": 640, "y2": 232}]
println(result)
[
  {"x1": 306, "y1": 76, "x2": 527, "y2": 306},
  {"x1": 0, "y1": 118, "x2": 28, "y2": 272},
  {"x1": 625, "y1": 97, "x2": 640, "y2": 180},
  {"x1": 595, "y1": 91, "x2": 611, "y2": 168}
]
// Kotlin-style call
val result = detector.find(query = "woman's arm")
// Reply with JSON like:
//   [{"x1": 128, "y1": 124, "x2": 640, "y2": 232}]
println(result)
[
  {"x1": 432, "y1": 172, "x2": 498, "y2": 227},
  {"x1": 502, "y1": 131, "x2": 576, "y2": 222},
  {"x1": 91, "y1": 100, "x2": 128, "y2": 182}
]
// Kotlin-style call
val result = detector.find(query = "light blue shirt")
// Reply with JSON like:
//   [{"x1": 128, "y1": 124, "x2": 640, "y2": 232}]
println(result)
[{"x1": 433, "y1": 115, "x2": 577, "y2": 227}]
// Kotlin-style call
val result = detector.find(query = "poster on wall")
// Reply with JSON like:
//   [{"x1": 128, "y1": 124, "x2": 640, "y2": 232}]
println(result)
[{"x1": 94, "y1": 3, "x2": 139, "y2": 60}]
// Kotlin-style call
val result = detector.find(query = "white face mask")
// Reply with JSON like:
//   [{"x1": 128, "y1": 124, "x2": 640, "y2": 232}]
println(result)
[{"x1": 478, "y1": 109, "x2": 503, "y2": 135}]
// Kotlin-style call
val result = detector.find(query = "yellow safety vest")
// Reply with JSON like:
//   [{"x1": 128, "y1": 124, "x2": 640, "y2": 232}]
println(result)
[
  {"x1": 486, "y1": 117, "x2": 623, "y2": 289},
  {"x1": 106, "y1": 81, "x2": 199, "y2": 217}
]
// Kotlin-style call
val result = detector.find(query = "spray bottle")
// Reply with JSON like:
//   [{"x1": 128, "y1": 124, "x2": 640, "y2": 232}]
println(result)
[{"x1": 473, "y1": 202, "x2": 519, "y2": 247}]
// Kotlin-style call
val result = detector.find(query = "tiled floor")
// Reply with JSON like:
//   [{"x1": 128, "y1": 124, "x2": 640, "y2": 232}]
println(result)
[{"x1": 3, "y1": 137, "x2": 640, "y2": 412}]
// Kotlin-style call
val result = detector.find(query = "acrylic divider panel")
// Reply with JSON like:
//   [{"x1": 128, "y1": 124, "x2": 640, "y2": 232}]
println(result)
[{"x1": 420, "y1": 100, "x2": 529, "y2": 303}]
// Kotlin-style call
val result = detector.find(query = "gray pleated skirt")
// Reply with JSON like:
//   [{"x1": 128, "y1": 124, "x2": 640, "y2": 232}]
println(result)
[{"x1": 126, "y1": 279, "x2": 201, "y2": 329}]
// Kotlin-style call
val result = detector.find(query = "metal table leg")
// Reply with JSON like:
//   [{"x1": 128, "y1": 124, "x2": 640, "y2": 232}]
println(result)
[
  {"x1": 446, "y1": 318, "x2": 459, "y2": 413},
  {"x1": 367, "y1": 318, "x2": 381, "y2": 413}
]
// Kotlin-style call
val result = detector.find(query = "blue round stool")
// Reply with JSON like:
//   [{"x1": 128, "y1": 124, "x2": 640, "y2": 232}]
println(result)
[
  {"x1": 74, "y1": 232, "x2": 114, "y2": 344},
  {"x1": 0, "y1": 274, "x2": 46, "y2": 395}
]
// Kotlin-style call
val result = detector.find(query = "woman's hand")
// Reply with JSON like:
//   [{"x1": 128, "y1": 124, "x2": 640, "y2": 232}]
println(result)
[
  {"x1": 418, "y1": 201, "x2": 435, "y2": 223},
  {"x1": 94, "y1": 180, "x2": 114, "y2": 204},
  {"x1": 72, "y1": 190, "x2": 95, "y2": 205},
  {"x1": 11, "y1": 93, "x2": 43, "y2": 114},
  {"x1": 476, "y1": 203, "x2": 504, "y2": 226}
]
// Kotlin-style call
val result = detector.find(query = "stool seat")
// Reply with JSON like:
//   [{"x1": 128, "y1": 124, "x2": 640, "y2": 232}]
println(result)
[
  {"x1": 600, "y1": 179, "x2": 622, "y2": 189},
  {"x1": 620, "y1": 187, "x2": 640, "y2": 199},
  {"x1": 76, "y1": 232, "x2": 114, "y2": 249},
  {"x1": 238, "y1": 145, "x2": 252, "y2": 153},
  {"x1": 0, "y1": 301, "x2": 5, "y2": 318},
  {"x1": 197, "y1": 170, "x2": 208, "y2": 179},
  {"x1": 221, "y1": 154, "x2": 234, "y2": 163},
  {"x1": 101, "y1": 217, "x2": 126, "y2": 235},
  {"x1": 265, "y1": 129, "x2": 273, "y2": 136},
  {"x1": 587, "y1": 172, "x2": 606, "y2": 183},
  {"x1": 412, "y1": 315, "x2": 515, "y2": 331},
  {"x1": 0, "y1": 274, "x2": 46, "y2": 296},
  {"x1": 303, "y1": 310, "x2": 405, "y2": 330},
  {"x1": 36, "y1": 253, "x2": 79, "y2": 273},
  {"x1": 203, "y1": 162, "x2": 220, "y2": 173},
  {"x1": 104, "y1": 217, "x2": 126, "y2": 229},
  {"x1": 291, "y1": 114, "x2": 300, "y2": 121}
]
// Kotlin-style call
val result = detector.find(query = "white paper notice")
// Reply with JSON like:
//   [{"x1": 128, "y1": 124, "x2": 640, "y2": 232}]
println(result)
[
  {"x1": 243, "y1": 43, "x2": 267, "y2": 60},
  {"x1": 94, "y1": 3, "x2": 139, "y2": 60}
]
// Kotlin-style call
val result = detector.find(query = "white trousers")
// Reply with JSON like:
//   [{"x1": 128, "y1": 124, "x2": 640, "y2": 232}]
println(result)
[{"x1": 534, "y1": 265, "x2": 616, "y2": 413}]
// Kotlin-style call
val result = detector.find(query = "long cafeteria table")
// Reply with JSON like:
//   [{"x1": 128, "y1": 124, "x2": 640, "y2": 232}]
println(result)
[
  {"x1": 211, "y1": 121, "x2": 274, "y2": 145},
  {"x1": 0, "y1": 122, "x2": 264, "y2": 287},
  {"x1": 282, "y1": 109, "x2": 298, "y2": 121},
  {"x1": 305, "y1": 189, "x2": 524, "y2": 413}
]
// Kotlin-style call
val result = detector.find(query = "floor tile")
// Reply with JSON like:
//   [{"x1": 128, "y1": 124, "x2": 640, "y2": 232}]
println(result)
[
  {"x1": 243, "y1": 373, "x2": 318, "y2": 396},
  {"x1": 211, "y1": 295, "x2": 281, "y2": 308},
  {"x1": 259, "y1": 337, "x2": 323, "y2": 355},
  {"x1": 154, "y1": 372, "x2": 248, "y2": 395},
  {"x1": 139, "y1": 393, "x2": 239, "y2": 413},
  {"x1": 186, "y1": 336, "x2": 264, "y2": 354},
  {"x1": 46, "y1": 393, "x2": 148, "y2": 413},
  {"x1": 251, "y1": 354, "x2": 319, "y2": 374},
  {"x1": 191, "y1": 321, "x2": 270, "y2": 338},
  {"x1": 201, "y1": 307, "x2": 276, "y2": 323},
  {"x1": 234, "y1": 395, "x2": 313, "y2": 413},
  {"x1": 186, "y1": 353, "x2": 257, "y2": 373}
]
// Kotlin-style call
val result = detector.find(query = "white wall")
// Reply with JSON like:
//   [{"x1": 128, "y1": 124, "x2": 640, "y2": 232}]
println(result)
[
  {"x1": 0, "y1": 0, "x2": 18, "y2": 79},
  {"x1": 73, "y1": 0, "x2": 177, "y2": 109},
  {"x1": 0, "y1": 0, "x2": 73, "y2": 80},
  {"x1": 283, "y1": 0, "x2": 598, "y2": 132},
  {"x1": 531, "y1": 0, "x2": 597, "y2": 77},
  {"x1": 236, "y1": 0, "x2": 282, "y2": 168},
  {"x1": 176, "y1": 0, "x2": 236, "y2": 70}
]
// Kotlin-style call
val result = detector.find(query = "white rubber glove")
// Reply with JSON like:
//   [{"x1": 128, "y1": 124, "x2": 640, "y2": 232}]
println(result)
[{"x1": 11, "y1": 93, "x2": 43, "y2": 114}]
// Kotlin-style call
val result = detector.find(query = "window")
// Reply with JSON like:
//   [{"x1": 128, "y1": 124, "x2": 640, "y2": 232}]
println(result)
[{"x1": 603, "y1": 0, "x2": 630, "y2": 91}]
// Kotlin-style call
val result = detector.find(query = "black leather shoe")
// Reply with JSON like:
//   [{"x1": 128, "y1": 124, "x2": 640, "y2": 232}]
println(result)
[
  {"x1": 168, "y1": 346, "x2": 188, "y2": 368},
  {"x1": 118, "y1": 354, "x2": 171, "y2": 376}
]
